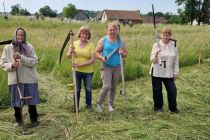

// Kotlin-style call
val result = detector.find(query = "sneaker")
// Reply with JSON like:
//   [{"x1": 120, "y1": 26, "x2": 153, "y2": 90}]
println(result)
[
  {"x1": 14, "y1": 122, "x2": 21, "y2": 127},
  {"x1": 96, "y1": 104, "x2": 103, "y2": 112},
  {"x1": 108, "y1": 105, "x2": 114, "y2": 112}
]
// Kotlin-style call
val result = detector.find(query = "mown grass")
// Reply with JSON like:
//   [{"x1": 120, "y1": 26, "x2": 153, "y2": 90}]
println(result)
[{"x1": 0, "y1": 59, "x2": 210, "y2": 139}]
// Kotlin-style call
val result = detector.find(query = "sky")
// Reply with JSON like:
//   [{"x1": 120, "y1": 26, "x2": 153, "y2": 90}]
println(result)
[{"x1": 1, "y1": 0, "x2": 182, "y2": 14}]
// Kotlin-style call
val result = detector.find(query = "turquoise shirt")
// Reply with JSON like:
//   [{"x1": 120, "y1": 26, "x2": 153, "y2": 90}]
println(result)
[{"x1": 102, "y1": 36, "x2": 122, "y2": 67}]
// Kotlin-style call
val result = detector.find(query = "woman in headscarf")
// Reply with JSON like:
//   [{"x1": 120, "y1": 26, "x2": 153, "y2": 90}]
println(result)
[{"x1": 0, "y1": 28, "x2": 40, "y2": 127}]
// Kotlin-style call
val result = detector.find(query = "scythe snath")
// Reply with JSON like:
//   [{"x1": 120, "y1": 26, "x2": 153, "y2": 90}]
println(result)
[{"x1": 152, "y1": 4, "x2": 162, "y2": 66}]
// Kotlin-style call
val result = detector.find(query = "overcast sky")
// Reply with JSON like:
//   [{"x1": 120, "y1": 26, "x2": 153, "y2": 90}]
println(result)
[{"x1": 1, "y1": 0, "x2": 182, "y2": 14}]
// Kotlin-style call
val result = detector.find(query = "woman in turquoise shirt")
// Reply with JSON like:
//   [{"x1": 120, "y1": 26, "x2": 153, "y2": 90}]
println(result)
[{"x1": 95, "y1": 22, "x2": 127, "y2": 112}]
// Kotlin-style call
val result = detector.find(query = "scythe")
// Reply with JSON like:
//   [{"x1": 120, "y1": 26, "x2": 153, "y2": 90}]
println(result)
[
  {"x1": 151, "y1": 4, "x2": 177, "y2": 66},
  {"x1": 59, "y1": 30, "x2": 79, "y2": 120}
]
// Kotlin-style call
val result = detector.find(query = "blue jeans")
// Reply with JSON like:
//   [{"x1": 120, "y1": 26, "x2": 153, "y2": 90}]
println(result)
[{"x1": 74, "y1": 71, "x2": 93, "y2": 109}]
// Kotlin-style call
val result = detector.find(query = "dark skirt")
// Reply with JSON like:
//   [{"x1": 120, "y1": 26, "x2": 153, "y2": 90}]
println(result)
[{"x1": 9, "y1": 83, "x2": 40, "y2": 107}]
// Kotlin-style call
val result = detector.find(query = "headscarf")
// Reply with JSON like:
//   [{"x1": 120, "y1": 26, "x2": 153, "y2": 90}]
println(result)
[{"x1": 13, "y1": 28, "x2": 29, "y2": 57}]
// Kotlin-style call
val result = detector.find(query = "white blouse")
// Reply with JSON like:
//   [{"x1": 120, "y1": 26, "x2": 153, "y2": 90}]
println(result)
[{"x1": 150, "y1": 40, "x2": 179, "y2": 78}]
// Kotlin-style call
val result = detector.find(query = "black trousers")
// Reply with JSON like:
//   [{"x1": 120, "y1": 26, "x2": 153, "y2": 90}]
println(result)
[
  {"x1": 151, "y1": 76, "x2": 177, "y2": 111},
  {"x1": 14, "y1": 105, "x2": 38, "y2": 123}
]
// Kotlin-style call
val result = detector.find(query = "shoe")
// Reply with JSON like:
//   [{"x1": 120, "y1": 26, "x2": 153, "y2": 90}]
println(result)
[
  {"x1": 108, "y1": 105, "x2": 114, "y2": 112},
  {"x1": 31, "y1": 121, "x2": 39, "y2": 127},
  {"x1": 96, "y1": 104, "x2": 103, "y2": 112},
  {"x1": 86, "y1": 105, "x2": 92, "y2": 109},
  {"x1": 14, "y1": 122, "x2": 21, "y2": 127},
  {"x1": 73, "y1": 108, "x2": 80, "y2": 113},
  {"x1": 154, "y1": 108, "x2": 163, "y2": 113},
  {"x1": 169, "y1": 109, "x2": 180, "y2": 114}
]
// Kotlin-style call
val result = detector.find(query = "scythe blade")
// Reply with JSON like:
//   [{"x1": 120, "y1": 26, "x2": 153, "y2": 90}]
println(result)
[
  {"x1": 0, "y1": 39, "x2": 12, "y2": 45},
  {"x1": 59, "y1": 32, "x2": 70, "y2": 65}
]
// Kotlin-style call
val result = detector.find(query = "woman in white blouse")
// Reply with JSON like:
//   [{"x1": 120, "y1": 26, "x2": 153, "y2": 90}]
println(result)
[{"x1": 150, "y1": 28, "x2": 179, "y2": 114}]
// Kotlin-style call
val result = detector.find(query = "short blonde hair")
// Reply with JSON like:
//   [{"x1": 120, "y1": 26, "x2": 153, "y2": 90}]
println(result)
[
  {"x1": 78, "y1": 26, "x2": 91, "y2": 40},
  {"x1": 161, "y1": 28, "x2": 172, "y2": 36}
]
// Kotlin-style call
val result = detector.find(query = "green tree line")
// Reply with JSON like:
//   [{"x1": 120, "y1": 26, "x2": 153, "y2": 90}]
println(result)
[{"x1": 6, "y1": 2, "x2": 210, "y2": 25}]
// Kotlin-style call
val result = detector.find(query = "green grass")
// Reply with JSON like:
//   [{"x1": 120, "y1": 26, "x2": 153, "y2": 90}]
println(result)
[
  {"x1": 0, "y1": 59, "x2": 210, "y2": 139},
  {"x1": 0, "y1": 16, "x2": 210, "y2": 139}
]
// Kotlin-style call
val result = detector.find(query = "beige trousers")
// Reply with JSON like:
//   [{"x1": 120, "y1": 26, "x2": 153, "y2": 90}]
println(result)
[{"x1": 97, "y1": 65, "x2": 121, "y2": 106}]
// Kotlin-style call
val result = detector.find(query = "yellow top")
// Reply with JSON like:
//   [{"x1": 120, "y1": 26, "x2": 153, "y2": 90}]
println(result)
[{"x1": 74, "y1": 40, "x2": 95, "y2": 73}]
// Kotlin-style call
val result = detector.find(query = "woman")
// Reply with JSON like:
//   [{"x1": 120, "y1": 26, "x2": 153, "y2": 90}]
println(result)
[
  {"x1": 150, "y1": 28, "x2": 179, "y2": 114},
  {"x1": 0, "y1": 28, "x2": 40, "y2": 127},
  {"x1": 95, "y1": 22, "x2": 127, "y2": 112},
  {"x1": 66, "y1": 26, "x2": 95, "y2": 111}
]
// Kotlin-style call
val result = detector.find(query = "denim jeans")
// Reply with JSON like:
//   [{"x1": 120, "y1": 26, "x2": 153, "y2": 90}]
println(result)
[{"x1": 74, "y1": 71, "x2": 93, "y2": 109}]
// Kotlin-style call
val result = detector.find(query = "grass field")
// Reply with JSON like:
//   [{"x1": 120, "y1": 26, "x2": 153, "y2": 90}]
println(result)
[{"x1": 0, "y1": 16, "x2": 210, "y2": 139}]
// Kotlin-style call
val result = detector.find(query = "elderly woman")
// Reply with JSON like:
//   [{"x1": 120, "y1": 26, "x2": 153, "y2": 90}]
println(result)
[
  {"x1": 150, "y1": 28, "x2": 179, "y2": 114},
  {"x1": 0, "y1": 28, "x2": 40, "y2": 127},
  {"x1": 95, "y1": 21, "x2": 127, "y2": 112},
  {"x1": 67, "y1": 26, "x2": 95, "y2": 111}
]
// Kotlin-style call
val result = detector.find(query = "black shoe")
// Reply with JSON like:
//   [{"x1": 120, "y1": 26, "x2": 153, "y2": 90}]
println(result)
[
  {"x1": 86, "y1": 105, "x2": 92, "y2": 109},
  {"x1": 169, "y1": 109, "x2": 180, "y2": 114},
  {"x1": 31, "y1": 121, "x2": 39, "y2": 127}
]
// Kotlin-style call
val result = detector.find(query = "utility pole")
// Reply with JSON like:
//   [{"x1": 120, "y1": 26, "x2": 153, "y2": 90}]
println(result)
[{"x1": 2, "y1": 1, "x2": 8, "y2": 20}]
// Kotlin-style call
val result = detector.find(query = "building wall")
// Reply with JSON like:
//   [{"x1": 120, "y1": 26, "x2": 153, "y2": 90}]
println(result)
[
  {"x1": 101, "y1": 12, "x2": 107, "y2": 23},
  {"x1": 74, "y1": 11, "x2": 89, "y2": 21}
]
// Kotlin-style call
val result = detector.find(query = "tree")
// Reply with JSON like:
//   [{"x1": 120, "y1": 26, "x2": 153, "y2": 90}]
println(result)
[
  {"x1": 39, "y1": 5, "x2": 57, "y2": 17},
  {"x1": 146, "y1": 12, "x2": 164, "y2": 17},
  {"x1": 155, "y1": 12, "x2": 165, "y2": 17},
  {"x1": 164, "y1": 12, "x2": 181, "y2": 24},
  {"x1": 197, "y1": 0, "x2": 210, "y2": 25},
  {"x1": 19, "y1": 8, "x2": 30, "y2": 16},
  {"x1": 63, "y1": 3, "x2": 77, "y2": 18},
  {"x1": 10, "y1": 4, "x2": 30, "y2": 16},
  {"x1": 10, "y1": 4, "x2": 21, "y2": 15},
  {"x1": 176, "y1": 0, "x2": 210, "y2": 25},
  {"x1": 34, "y1": 12, "x2": 39, "y2": 19}
]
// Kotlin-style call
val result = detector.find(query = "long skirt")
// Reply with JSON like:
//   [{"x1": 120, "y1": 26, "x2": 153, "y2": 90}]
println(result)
[{"x1": 9, "y1": 83, "x2": 40, "y2": 107}]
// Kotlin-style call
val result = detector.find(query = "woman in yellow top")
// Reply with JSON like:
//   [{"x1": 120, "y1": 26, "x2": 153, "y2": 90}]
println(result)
[{"x1": 67, "y1": 26, "x2": 95, "y2": 111}]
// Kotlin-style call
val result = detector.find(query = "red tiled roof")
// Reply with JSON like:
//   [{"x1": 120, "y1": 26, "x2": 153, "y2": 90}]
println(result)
[{"x1": 103, "y1": 9, "x2": 141, "y2": 20}]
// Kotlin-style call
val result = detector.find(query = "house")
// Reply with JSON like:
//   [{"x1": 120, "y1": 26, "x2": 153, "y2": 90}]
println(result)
[
  {"x1": 95, "y1": 9, "x2": 142, "y2": 24},
  {"x1": 73, "y1": 10, "x2": 89, "y2": 21},
  {"x1": 142, "y1": 16, "x2": 167, "y2": 24},
  {"x1": 94, "y1": 11, "x2": 103, "y2": 21}
]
